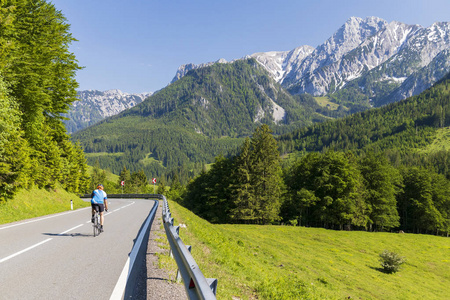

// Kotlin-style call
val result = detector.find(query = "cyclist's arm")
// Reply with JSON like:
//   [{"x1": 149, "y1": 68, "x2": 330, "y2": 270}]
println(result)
[{"x1": 104, "y1": 199, "x2": 108, "y2": 211}]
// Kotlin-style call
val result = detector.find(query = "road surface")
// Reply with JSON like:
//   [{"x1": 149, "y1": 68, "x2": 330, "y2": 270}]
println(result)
[{"x1": 0, "y1": 199, "x2": 157, "y2": 300}]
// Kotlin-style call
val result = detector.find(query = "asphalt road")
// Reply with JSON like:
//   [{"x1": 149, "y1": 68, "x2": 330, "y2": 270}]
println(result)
[{"x1": 0, "y1": 199, "x2": 157, "y2": 300}]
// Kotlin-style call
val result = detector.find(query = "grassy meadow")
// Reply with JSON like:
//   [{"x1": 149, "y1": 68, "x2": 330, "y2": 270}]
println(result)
[
  {"x1": 418, "y1": 126, "x2": 450, "y2": 153},
  {"x1": 0, "y1": 185, "x2": 89, "y2": 225},
  {"x1": 167, "y1": 200, "x2": 450, "y2": 300},
  {"x1": 314, "y1": 96, "x2": 342, "y2": 111}
]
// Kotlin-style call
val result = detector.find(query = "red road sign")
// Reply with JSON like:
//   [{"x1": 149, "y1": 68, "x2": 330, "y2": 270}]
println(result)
[
  {"x1": 121, "y1": 181, "x2": 125, "y2": 186},
  {"x1": 152, "y1": 178, "x2": 156, "y2": 184}
]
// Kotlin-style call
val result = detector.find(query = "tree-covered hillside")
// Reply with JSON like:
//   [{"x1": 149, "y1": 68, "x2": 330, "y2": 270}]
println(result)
[
  {"x1": 0, "y1": 0, "x2": 89, "y2": 201},
  {"x1": 72, "y1": 59, "x2": 337, "y2": 182},
  {"x1": 181, "y1": 75, "x2": 450, "y2": 235},
  {"x1": 278, "y1": 72, "x2": 450, "y2": 175}
]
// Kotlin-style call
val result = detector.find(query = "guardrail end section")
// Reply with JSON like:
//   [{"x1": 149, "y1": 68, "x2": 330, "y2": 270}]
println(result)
[{"x1": 207, "y1": 278, "x2": 218, "y2": 296}]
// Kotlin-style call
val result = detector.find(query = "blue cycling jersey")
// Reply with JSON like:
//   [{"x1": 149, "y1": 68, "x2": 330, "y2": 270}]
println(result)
[{"x1": 91, "y1": 189, "x2": 107, "y2": 204}]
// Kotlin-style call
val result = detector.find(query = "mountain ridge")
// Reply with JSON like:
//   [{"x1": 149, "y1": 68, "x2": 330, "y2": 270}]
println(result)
[
  {"x1": 171, "y1": 17, "x2": 450, "y2": 109},
  {"x1": 63, "y1": 89, "x2": 152, "y2": 133}
]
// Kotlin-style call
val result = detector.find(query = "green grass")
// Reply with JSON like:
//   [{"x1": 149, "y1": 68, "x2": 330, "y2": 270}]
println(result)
[
  {"x1": 139, "y1": 152, "x2": 165, "y2": 168},
  {"x1": 84, "y1": 152, "x2": 124, "y2": 158},
  {"x1": 167, "y1": 200, "x2": 450, "y2": 300},
  {"x1": 0, "y1": 185, "x2": 90, "y2": 225},
  {"x1": 417, "y1": 126, "x2": 450, "y2": 153},
  {"x1": 86, "y1": 165, "x2": 120, "y2": 182},
  {"x1": 314, "y1": 96, "x2": 341, "y2": 111}
]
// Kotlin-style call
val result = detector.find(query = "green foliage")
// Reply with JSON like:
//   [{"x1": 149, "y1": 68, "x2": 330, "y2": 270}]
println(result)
[
  {"x1": 283, "y1": 151, "x2": 366, "y2": 229},
  {"x1": 166, "y1": 173, "x2": 184, "y2": 201},
  {"x1": 246, "y1": 124, "x2": 283, "y2": 223},
  {"x1": 282, "y1": 150, "x2": 450, "y2": 235},
  {"x1": 183, "y1": 125, "x2": 284, "y2": 224},
  {"x1": 0, "y1": 0, "x2": 88, "y2": 199},
  {"x1": 90, "y1": 160, "x2": 107, "y2": 191},
  {"x1": 359, "y1": 151, "x2": 401, "y2": 231},
  {"x1": 157, "y1": 179, "x2": 167, "y2": 195},
  {"x1": 0, "y1": 76, "x2": 31, "y2": 201},
  {"x1": 398, "y1": 167, "x2": 450, "y2": 235},
  {"x1": 379, "y1": 250, "x2": 406, "y2": 273}
]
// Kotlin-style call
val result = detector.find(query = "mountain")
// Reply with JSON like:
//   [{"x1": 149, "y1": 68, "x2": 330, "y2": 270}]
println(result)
[
  {"x1": 63, "y1": 89, "x2": 152, "y2": 133},
  {"x1": 278, "y1": 71, "x2": 450, "y2": 162},
  {"x1": 171, "y1": 17, "x2": 450, "y2": 110},
  {"x1": 71, "y1": 59, "x2": 329, "y2": 180}
]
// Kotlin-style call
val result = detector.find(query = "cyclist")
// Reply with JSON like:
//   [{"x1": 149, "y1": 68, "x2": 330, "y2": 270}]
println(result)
[{"x1": 91, "y1": 184, "x2": 108, "y2": 232}]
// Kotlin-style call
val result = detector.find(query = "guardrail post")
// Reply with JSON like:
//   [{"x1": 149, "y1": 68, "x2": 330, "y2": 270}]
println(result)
[{"x1": 207, "y1": 278, "x2": 218, "y2": 295}]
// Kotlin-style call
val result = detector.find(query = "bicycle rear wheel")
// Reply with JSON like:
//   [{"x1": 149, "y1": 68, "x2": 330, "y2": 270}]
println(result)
[{"x1": 93, "y1": 213, "x2": 100, "y2": 237}]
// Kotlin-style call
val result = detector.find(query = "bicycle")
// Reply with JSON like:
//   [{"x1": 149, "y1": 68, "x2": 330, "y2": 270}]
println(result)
[{"x1": 92, "y1": 208, "x2": 102, "y2": 237}]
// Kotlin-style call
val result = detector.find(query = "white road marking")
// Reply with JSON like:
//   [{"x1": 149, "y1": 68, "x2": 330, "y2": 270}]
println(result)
[
  {"x1": 0, "y1": 238, "x2": 52, "y2": 263},
  {"x1": 0, "y1": 207, "x2": 90, "y2": 231},
  {"x1": 110, "y1": 257, "x2": 130, "y2": 300},
  {"x1": 1, "y1": 223, "x2": 84, "y2": 263},
  {"x1": 110, "y1": 201, "x2": 154, "y2": 300}
]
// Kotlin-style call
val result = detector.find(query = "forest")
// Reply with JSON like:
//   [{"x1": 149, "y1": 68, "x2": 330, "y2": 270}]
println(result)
[
  {"x1": 180, "y1": 75, "x2": 450, "y2": 236},
  {"x1": 71, "y1": 59, "x2": 341, "y2": 183},
  {"x1": 0, "y1": 0, "x2": 89, "y2": 202},
  {"x1": 181, "y1": 124, "x2": 450, "y2": 235}
]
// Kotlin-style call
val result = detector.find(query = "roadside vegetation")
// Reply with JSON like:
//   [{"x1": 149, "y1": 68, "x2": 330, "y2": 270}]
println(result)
[
  {"x1": 167, "y1": 200, "x2": 450, "y2": 300},
  {"x1": 0, "y1": 185, "x2": 89, "y2": 225}
]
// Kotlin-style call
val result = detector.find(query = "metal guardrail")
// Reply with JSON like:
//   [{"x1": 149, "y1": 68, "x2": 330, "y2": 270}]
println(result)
[
  {"x1": 80, "y1": 193, "x2": 217, "y2": 298},
  {"x1": 162, "y1": 196, "x2": 218, "y2": 300}
]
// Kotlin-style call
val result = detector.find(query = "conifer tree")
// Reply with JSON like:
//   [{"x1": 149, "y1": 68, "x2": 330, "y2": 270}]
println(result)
[
  {"x1": 119, "y1": 166, "x2": 131, "y2": 193},
  {"x1": 168, "y1": 173, "x2": 183, "y2": 201},
  {"x1": 157, "y1": 179, "x2": 167, "y2": 195},
  {"x1": 248, "y1": 124, "x2": 283, "y2": 224},
  {"x1": 229, "y1": 137, "x2": 255, "y2": 222},
  {"x1": 0, "y1": 0, "x2": 87, "y2": 195},
  {"x1": 0, "y1": 76, "x2": 31, "y2": 200}
]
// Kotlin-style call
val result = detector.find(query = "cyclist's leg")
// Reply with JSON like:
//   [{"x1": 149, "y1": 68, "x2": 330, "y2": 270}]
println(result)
[{"x1": 98, "y1": 204, "x2": 105, "y2": 226}]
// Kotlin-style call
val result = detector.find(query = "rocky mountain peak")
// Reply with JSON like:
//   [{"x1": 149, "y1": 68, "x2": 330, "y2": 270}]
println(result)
[{"x1": 63, "y1": 89, "x2": 152, "y2": 133}]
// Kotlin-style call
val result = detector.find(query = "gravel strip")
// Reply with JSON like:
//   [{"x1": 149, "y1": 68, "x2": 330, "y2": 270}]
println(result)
[{"x1": 145, "y1": 203, "x2": 187, "y2": 299}]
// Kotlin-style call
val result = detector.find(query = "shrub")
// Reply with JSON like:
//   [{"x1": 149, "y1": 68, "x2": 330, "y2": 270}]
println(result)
[{"x1": 379, "y1": 250, "x2": 406, "y2": 273}]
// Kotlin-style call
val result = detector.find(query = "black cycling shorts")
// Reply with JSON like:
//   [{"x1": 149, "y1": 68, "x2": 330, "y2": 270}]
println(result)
[{"x1": 91, "y1": 203, "x2": 105, "y2": 213}]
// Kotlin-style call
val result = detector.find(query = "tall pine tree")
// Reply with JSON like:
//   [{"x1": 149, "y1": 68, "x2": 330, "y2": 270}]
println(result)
[{"x1": 248, "y1": 124, "x2": 283, "y2": 224}]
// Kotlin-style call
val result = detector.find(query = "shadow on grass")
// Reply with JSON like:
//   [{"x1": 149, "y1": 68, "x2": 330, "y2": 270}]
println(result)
[{"x1": 369, "y1": 265, "x2": 395, "y2": 274}]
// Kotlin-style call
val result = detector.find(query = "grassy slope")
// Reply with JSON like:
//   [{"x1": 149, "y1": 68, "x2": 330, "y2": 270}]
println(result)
[
  {"x1": 0, "y1": 185, "x2": 90, "y2": 225},
  {"x1": 168, "y1": 200, "x2": 450, "y2": 300},
  {"x1": 86, "y1": 165, "x2": 120, "y2": 182},
  {"x1": 417, "y1": 126, "x2": 450, "y2": 153},
  {"x1": 314, "y1": 96, "x2": 341, "y2": 110}
]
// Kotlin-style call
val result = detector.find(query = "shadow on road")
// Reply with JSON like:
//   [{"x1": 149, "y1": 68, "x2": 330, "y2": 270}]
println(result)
[{"x1": 42, "y1": 232, "x2": 92, "y2": 237}]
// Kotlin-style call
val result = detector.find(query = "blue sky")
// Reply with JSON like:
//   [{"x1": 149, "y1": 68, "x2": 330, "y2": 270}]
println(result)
[{"x1": 51, "y1": 0, "x2": 450, "y2": 94}]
